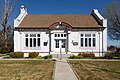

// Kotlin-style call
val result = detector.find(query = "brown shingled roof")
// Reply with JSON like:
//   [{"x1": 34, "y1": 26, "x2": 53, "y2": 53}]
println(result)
[{"x1": 17, "y1": 14, "x2": 103, "y2": 29}]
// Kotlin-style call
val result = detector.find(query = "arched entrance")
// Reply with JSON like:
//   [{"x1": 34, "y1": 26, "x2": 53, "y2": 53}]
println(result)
[{"x1": 49, "y1": 22, "x2": 72, "y2": 55}]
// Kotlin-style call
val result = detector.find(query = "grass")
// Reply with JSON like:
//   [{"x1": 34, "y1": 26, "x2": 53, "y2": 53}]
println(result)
[
  {"x1": 68, "y1": 60, "x2": 120, "y2": 80},
  {"x1": 0, "y1": 60, "x2": 55, "y2": 80}
]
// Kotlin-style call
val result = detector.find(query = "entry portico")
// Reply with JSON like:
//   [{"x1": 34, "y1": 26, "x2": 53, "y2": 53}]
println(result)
[{"x1": 50, "y1": 22, "x2": 71, "y2": 54}]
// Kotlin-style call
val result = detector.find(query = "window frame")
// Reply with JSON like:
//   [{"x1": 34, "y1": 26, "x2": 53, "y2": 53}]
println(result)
[
  {"x1": 80, "y1": 33, "x2": 96, "y2": 48},
  {"x1": 24, "y1": 33, "x2": 41, "y2": 48}
]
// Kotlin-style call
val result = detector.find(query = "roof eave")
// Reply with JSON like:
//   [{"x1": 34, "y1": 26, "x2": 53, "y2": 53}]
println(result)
[{"x1": 15, "y1": 26, "x2": 106, "y2": 31}]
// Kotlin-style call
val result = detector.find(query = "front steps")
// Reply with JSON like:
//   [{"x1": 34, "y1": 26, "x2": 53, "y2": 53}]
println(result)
[{"x1": 51, "y1": 54, "x2": 73, "y2": 59}]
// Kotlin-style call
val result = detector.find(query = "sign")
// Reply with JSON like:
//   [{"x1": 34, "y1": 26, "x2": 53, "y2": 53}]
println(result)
[{"x1": 73, "y1": 42, "x2": 78, "y2": 46}]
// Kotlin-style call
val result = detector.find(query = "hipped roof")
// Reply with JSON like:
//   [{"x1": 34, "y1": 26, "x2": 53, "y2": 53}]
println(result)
[{"x1": 16, "y1": 14, "x2": 103, "y2": 29}]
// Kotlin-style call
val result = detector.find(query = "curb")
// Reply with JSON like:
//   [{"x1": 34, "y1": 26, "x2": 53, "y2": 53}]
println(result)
[
  {"x1": 53, "y1": 60, "x2": 56, "y2": 80},
  {"x1": 67, "y1": 60, "x2": 80, "y2": 80}
]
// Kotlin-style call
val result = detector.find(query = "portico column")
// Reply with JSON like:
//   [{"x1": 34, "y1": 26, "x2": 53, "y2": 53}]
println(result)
[
  {"x1": 49, "y1": 30, "x2": 51, "y2": 53},
  {"x1": 66, "y1": 29, "x2": 68, "y2": 54}
]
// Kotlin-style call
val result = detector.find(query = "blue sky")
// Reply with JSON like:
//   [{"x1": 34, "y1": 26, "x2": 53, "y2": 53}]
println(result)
[{"x1": 12, "y1": 0, "x2": 120, "y2": 47}]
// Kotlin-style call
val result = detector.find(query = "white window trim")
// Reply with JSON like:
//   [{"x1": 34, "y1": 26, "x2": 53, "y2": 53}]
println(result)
[
  {"x1": 24, "y1": 32, "x2": 41, "y2": 50},
  {"x1": 80, "y1": 33, "x2": 96, "y2": 48}
]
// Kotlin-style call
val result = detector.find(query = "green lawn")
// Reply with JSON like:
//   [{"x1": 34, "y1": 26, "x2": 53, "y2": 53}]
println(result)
[
  {"x1": 0, "y1": 60, "x2": 55, "y2": 80},
  {"x1": 69, "y1": 60, "x2": 120, "y2": 80}
]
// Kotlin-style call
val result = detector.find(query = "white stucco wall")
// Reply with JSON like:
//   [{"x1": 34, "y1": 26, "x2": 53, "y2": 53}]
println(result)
[
  {"x1": 67, "y1": 29, "x2": 107, "y2": 56},
  {"x1": 69, "y1": 30, "x2": 104, "y2": 52},
  {"x1": 14, "y1": 29, "x2": 107, "y2": 56},
  {"x1": 14, "y1": 30, "x2": 21, "y2": 52},
  {"x1": 14, "y1": 30, "x2": 50, "y2": 53}
]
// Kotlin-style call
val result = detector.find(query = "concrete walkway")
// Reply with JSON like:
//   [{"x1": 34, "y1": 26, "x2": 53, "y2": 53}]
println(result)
[{"x1": 54, "y1": 59, "x2": 78, "y2": 80}]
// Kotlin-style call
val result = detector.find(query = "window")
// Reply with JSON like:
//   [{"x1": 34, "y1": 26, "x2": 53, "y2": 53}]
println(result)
[
  {"x1": 80, "y1": 34, "x2": 84, "y2": 37},
  {"x1": 80, "y1": 33, "x2": 96, "y2": 47},
  {"x1": 30, "y1": 38, "x2": 32, "y2": 47},
  {"x1": 93, "y1": 38, "x2": 96, "y2": 47},
  {"x1": 56, "y1": 40, "x2": 59, "y2": 48},
  {"x1": 64, "y1": 34, "x2": 66, "y2": 37},
  {"x1": 55, "y1": 34, "x2": 57, "y2": 37},
  {"x1": 33, "y1": 38, "x2": 36, "y2": 47},
  {"x1": 38, "y1": 38, "x2": 40, "y2": 47},
  {"x1": 25, "y1": 38, "x2": 28, "y2": 47},
  {"x1": 61, "y1": 40, "x2": 65, "y2": 48},
  {"x1": 85, "y1": 34, "x2": 91, "y2": 37},
  {"x1": 58, "y1": 34, "x2": 60, "y2": 37},
  {"x1": 93, "y1": 34, "x2": 96, "y2": 37},
  {"x1": 30, "y1": 34, "x2": 36, "y2": 37},
  {"x1": 55, "y1": 33, "x2": 66, "y2": 37},
  {"x1": 89, "y1": 38, "x2": 91, "y2": 47},
  {"x1": 25, "y1": 34, "x2": 28, "y2": 37},
  {"x1": 44, "y1": 42, "x2": 47, "y2": 46},
  {"x1": 37, "y1": 34, "x2": 40, "y2": 37},
  {"x1": 85, "y1": 38, "x2": 87, "y2": 47},
  {"x1": 81, "y1": 38, "x2": 83, "y2": 47},
  {"x1": 25, "y1": 33, "x2": 41, "y2": 48},
  {"x1": 61, "y1": 34, "x2": 63, "y2": 37}
]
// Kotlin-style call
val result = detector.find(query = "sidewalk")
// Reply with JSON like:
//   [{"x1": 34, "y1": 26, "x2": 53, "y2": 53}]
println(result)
[{"x1": 54, "y1": 59, "x2": 78, "y2": 80}]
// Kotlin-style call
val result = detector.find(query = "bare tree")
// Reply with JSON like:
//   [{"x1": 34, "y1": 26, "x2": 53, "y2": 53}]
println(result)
[
  {"x1": 104, "y1": 2, "x2": 120, "y2": 40},
  {"x1": 0, "y1": 0, "x2": 18, "y2": 47}
]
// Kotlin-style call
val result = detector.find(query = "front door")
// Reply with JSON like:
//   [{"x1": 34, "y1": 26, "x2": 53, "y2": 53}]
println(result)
[{"x1": 54, "y1": 39, "x2": 66, "y2": 53}]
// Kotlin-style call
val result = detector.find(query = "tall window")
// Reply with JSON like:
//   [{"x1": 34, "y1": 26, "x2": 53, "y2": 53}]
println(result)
[
  {"x1": 80, "y1": 33, "x2": 96, "y2": 47},
  {"x1": 81, "y1": 38, "x2": 83, "y2": 47},
  {"x1": 93, "y1": 38, "x2": 96, "y2": 47},
  {"x1": 55, "y1": 40, "x2": 59, "y2": 48},
  {"x1": 25, "y1": 33, "x2": 41, "y2": 48},
  {"x1": 89, "y1": 38, "x2": 91, "y2": 47},
  {"x1": 38, "y1": 38, "x2": 40, "y2": 47},
  {"x1": 85, "y1": 38, "x2": 87, "y2": 47},
  {"x1": 25, "y1": 38, "x2": 28, "y2": 47}
]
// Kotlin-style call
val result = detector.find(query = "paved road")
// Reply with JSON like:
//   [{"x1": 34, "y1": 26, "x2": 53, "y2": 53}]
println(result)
[{"x1": 54, "y1": 59, "x2": 78, "y2": 80}]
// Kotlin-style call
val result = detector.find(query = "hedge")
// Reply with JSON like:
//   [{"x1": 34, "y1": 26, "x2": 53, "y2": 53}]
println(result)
[
  {"x1": 69, "y1": 55, "x2": 83, "y2": 59},
  {"x1": 29, "y1": 52, "x2": 39, "y2": 58},
  {"x1": 78, "y1": 52, "x2": 95, "y2": 58},
  {"x1": 9, "y1": 52, "x2": 24, "y2": 58}
]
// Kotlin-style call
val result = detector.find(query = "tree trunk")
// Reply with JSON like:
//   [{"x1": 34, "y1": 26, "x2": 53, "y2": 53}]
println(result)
[{"x1": 4, "y1": 28, "x2": 7, "y2": 47}]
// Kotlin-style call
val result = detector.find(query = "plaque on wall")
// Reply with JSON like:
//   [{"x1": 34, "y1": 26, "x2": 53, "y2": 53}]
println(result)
[{"x1": 73, "y1": 42, "x2": 78, "y2": 46}]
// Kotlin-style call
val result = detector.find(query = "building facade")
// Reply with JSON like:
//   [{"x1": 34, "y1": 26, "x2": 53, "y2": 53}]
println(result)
[{"x1": 14, "y1": 6, "x2": 107, "y2": 57}]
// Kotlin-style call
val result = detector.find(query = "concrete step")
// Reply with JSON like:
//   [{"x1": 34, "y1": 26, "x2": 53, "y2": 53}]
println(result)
[{"x1": 52, "y1": 54, "x2": 73, "y2": 59}]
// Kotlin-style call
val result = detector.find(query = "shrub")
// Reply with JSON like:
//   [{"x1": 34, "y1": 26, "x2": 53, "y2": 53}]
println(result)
[
  {"x1": 78, "y1": 52, "x2": 95, "y2": 58},
  {"x1": 77, "y1": 55, "x2": 84, "y2": 59},
  {"x1": 47, "y1": 54, "x2": 52, "y2": 59},
  {"x1": 29, "y1": 52, "x2": 39, "y2": 58},
  {"x1": 43, "y1": 56, "x2": 48, "y2": 59},
  {"x1": 43, "y1": 54, "x2": 52, "y2": 59},
  {"x1": 0, "y1": 47, "x2": 10, "y2": 54},
  {"x1": 69, "y1": 55, "x2": 83, "y2": 59},
  {"x1": 69, "y1": 55, "x2": 77, "y2": 59},
  {"x1": 112, "y1": 52, "x2": 120, "y2": 58},
  {"x1": 9, "y1": 52, "x2": 24, "y2": 58},
  {"x1": 104, "y1": 52, "x2": 113, "y2": 59},
  {"x1": 36, "y1": 56, "x2": 43, "y2": 59}
]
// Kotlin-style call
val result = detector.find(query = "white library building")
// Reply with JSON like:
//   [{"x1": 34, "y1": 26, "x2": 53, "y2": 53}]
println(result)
[{"x1": 14, "y1": 6, "x2": 107, "y2": 57}]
